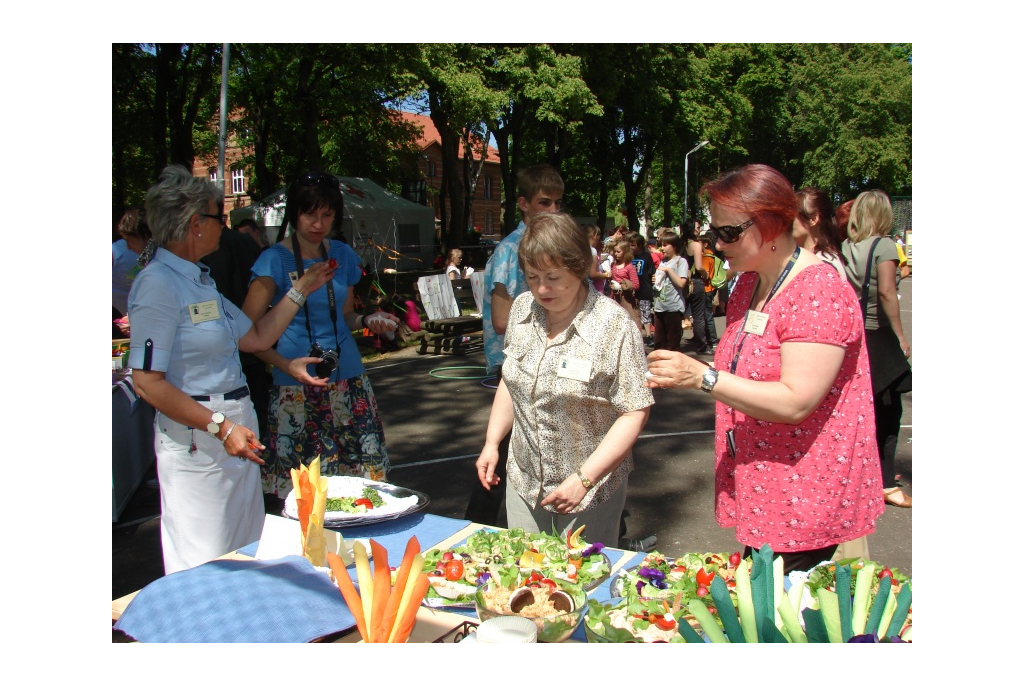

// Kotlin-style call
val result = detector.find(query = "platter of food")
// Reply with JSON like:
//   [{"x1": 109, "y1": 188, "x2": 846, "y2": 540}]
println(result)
[
  {"x1": 586, "y1": 550, "x2": 743, "y2": 642},
  {"x1": 282, "y1": 476, "x2": 428, "y2": 527},
  {"x1": 586, "y1": 548, "x2": 913, "y2": 643},
  {"x1": 420, "y1": 526, "x2": 611, "y2": 609}
]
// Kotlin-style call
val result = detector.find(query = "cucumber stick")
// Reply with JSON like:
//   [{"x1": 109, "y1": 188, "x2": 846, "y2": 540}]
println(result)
[
  {"x1": 864, "y1": 578, "x2": 891, "y2": 636},
  {"x1": 776, "y1": 591, "x2": 807, "y2": 643},
  {"x1": 836, "y1": 564, "x2": 853, "y2": 644},
  {"x1": 851, "y1": 562, "x2": 875, "y2": 635},
  {"x1": 876, "y1": 588, "x2": 898, "y2": 636},
  {"x1": 688, "y1": 599, "x2": 729, "y2": 643},
  {"x1": 815, "y1": 588, "x2": 842, "y2": 643},
  {"x1": 734, "y1": 558, "x2": 758, "y2": 643}
]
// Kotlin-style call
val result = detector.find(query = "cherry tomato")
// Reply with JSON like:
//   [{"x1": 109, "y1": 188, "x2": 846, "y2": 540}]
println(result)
[
  {"x1": 527, "y1": 571, "x2": 544, "y2": 584},
  {"x1": 442, "y1": 552, "x2": 454, "y2": 561},
  {"x1": 729, "y1": 552, "x2": 742, "y2": 567},
  {"x1": 653, "y1": 614, "x2": 677, "y2": 631},
  {"x1": 879, "y1": 568, "x2": 893, "y2": 581},
  {"x1": 444, "y1": 559, "x2": 465, "y2": 581},
  {"x1": 726, "y1": 580, "x2": 737, "y2": 589},
  {"x1": 540, "y1": 578, "x2": 558, "y2": 591},
  {"x1": 353, "y1": 498, "x2": 374, "y2": 509},
  {"x1": 696, "y1": 568, "x2": 716, "y2": 587},
  {"x1": 328, "y1": 258, "x2": 338, "y2": 269},
  {"x1": 696, "y1": 585, "x2": 709, "y2": 598}
]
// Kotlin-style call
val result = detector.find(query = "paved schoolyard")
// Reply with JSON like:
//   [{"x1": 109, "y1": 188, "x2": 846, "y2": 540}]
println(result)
[{"x1": 113, "y1": 279, "x2": 912, "y2": 601}]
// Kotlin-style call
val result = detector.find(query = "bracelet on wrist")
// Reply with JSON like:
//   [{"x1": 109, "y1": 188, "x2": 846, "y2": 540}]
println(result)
[
  {"x1": 220, "y1": 423, "x2": 236, "y2": 443},
  {"x1": 285, "y1": 287, "x2": 306, "y2": 306}
]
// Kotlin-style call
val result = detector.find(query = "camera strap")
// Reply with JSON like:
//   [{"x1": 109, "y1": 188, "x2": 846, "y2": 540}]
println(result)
[{"x1": 290, "y1": 231, "x2": 340, "y2": 356}]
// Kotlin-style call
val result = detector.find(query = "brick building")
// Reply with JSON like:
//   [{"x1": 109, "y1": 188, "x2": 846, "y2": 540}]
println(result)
[{"x1": 397, "y1": 111, "x2": 503, "y2": 242}]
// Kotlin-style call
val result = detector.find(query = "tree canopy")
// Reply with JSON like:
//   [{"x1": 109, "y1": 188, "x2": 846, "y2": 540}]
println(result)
[{"x1": 113, "y1": 42, "x2": 911, "y2": 250}]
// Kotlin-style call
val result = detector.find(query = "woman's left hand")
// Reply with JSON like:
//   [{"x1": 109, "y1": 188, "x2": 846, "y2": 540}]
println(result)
[
  {"x1": 540, "y1": 477, "x2": 587, "y2": 514},
  {"x1": 364, "y1": 310, "x2": 401, "y2": 335},
  {"x1": 220, "y1": 421, "x2": 266, "y2": 465},
  {"x1": 644, "y1": 349, "x2": 705, "y2": 390}
]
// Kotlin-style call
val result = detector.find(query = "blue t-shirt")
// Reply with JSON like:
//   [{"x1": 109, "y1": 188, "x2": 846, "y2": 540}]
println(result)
[
  {"x1": 482, "y1": 221, "x2": 527, "y2": 374},
  {"x1": 127, "y1": 248, "x2": 252, "y2": 395},
  {"x1": 250, "y1": 241, "x2": 365, "y2": 386}
]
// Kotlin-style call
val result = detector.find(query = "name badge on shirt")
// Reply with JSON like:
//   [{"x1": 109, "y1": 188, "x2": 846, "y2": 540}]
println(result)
[
  {"x1": 557, "y1": 356, "x2": 593, "y2": 382},
  {"x1": 188, "y1": 300, "x2": 221, "y2": 324},
  {"x1": 288, "y1": 271, "x2": 299, "y2": 285},
  {"x1": 743, "y1": 310, "x2": 769, "y2": 336}
]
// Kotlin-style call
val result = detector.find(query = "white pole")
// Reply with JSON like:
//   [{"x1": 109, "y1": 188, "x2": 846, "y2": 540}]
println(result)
[
  {"x1": 217, "y1": 43, "x2": 230, "y2": 193},
  {"x1": 683, "y1": 140, "x2": 709, "y2": 223}
]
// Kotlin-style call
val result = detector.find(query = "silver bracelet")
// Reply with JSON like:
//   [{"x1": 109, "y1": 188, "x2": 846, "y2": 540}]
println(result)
[
  {"x1": 285, "y1": 287, "x2": 306, "y2": 306},
  {"x1": 219, "y1": 423, "x2": 236, "y2": 443}
]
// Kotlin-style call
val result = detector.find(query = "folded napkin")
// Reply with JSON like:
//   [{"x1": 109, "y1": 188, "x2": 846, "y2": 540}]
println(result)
[{"x1": 114, "y1": 555, "x2": 354, "y2": 643}]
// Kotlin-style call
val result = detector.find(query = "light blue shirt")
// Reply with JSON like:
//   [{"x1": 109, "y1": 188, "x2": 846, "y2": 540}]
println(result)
[
  {"x1": 482, "y1": 221, "x2": 527, "y2": 374},
  {"x1": 249, "y1": 241, "x2": 365, "y2": 385},
  {"x1": 112, "y1": 239, "x2": 138, "y2": 315},
  {"x1": 127, "y1": 247, "x2": 252, "y2": 396}
]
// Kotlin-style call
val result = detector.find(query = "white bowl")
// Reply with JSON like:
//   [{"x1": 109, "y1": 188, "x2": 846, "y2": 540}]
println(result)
[{"x1": 476, "y1": 616, "x2": 538, "y2": 643}]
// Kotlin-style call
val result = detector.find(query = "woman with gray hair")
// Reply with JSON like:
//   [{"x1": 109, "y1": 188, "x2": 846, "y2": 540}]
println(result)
[
  {"x1": 474, "y1": 213, "x2": 653, "y2": 546},
  {"x1": 127, "y1": 165, "x2": 333, "y2": 574}
]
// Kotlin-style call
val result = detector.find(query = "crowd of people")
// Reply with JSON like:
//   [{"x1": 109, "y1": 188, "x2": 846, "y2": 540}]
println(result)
[{"x1": 115, "y1": 160, "x2": 910, "y2": 576}]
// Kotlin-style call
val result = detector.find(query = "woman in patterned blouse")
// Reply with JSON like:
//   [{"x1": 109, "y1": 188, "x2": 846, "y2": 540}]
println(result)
[
  {"x1": 645, "y1": 164, "x2": 884, "y2": 575},
  {"x1": 475, "y1": 213, "x2": 654, "y2": 547}
]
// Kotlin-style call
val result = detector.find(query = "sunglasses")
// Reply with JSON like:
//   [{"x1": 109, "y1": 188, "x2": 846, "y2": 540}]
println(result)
[
  {"x1": 200, "y1": 213, "x2": 228, "y2": 225},
  {"x1": 298, "y1": 172, "x2": 341, "y2": 190},
  {"x1": 708, "y1": 218, "x2": 755, "y2": 244}
]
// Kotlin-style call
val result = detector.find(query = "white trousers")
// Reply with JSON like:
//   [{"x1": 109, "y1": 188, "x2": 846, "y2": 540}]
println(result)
[{"x1": 154, "y1": 395, "x2": 264, "y2": 575}]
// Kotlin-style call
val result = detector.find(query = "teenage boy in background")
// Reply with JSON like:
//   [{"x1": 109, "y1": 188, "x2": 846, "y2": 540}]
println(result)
[{"x1": 465, "y1": 164, "x2": 565, "y2": 525}]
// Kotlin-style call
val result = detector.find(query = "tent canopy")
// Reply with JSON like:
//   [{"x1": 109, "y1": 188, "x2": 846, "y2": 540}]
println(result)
[{"x1": 229, "y1": 176, "x2": 435, "y2": 272}]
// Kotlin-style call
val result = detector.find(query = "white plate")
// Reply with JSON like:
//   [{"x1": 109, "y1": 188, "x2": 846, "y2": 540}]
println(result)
[{"x1": 282, "y1": 476, "x2": 429, "y2": 527}]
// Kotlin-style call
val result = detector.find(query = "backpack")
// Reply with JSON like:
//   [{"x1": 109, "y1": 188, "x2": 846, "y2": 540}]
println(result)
[{"x1": 710, "y1": 255, "x2": 728, "y2": 289}]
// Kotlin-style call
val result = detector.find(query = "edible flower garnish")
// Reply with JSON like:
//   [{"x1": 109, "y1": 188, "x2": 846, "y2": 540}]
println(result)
[
  {"x1": 848, "y1": 633, "x2": 905, "y2": 643},
  {"x1": 475, "y1": 572, "x2": 491, "y2": 586},
  {"x1": 638, "y1": 566, "x2": 668, "y2": 589},
  {"x1": 582, "y1": 542, "x2": 605, "y2": 558}
]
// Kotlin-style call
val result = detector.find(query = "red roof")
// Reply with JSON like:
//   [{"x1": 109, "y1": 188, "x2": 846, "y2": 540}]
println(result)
[{"x1": 398, "y1": 111, "x2": 499, "y2": 163}]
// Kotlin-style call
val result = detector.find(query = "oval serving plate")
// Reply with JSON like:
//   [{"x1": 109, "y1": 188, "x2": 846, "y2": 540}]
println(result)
[{"x1": 282, "y1": 476, "x2": 429, "y2": 528}]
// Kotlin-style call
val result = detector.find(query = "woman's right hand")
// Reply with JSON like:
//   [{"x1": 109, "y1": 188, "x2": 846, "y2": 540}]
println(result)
[
  {"x1": 476, "y1": 443, "x2": 501, "y2": 490},
  {"x1": 294, "y1": 260, "x2": 334, "y2": 295},
  {"x1": 282, "y1": 356, "x2": 330, "y2": 386},
  {"x1": 221, "y1": 420, "x2": 266, "y2": 465}
]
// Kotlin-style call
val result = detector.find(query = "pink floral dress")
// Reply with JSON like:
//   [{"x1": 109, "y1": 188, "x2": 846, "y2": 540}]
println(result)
[{"x1": 713, "y1": 263, "x2": 884, "y2": 552}]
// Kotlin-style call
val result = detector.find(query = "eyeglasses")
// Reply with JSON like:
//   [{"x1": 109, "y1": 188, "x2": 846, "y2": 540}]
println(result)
[
  {"x1": 200, "y1": 213, "x2": 228, "y2": 225},
  {"x1": 708, "y1": 218, "x2": 755, "y2": 244},
  {"x1": 298, "y1": 172, "x2": 341, "y2": 190}
]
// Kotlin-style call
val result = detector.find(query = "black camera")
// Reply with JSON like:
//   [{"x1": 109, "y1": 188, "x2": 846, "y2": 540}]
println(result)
[{"x1": 308, "y1": 342, "x2": 339, "y2": 379}]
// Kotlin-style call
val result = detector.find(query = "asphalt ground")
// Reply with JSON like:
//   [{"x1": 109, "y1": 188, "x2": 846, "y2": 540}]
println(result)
[{"x1": 112, "y1": 278, "x2": 912, "y2": 604}]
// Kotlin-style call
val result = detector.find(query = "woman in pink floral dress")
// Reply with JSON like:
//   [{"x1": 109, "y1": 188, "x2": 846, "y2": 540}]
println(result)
[{"x1": 644, "y1": 164, "x2": 884, "y2": 574}]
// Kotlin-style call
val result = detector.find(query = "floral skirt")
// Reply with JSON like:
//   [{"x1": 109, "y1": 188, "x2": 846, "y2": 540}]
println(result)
[{"x1": 261, "y1": 374, "x2": 390, "y2": 499}]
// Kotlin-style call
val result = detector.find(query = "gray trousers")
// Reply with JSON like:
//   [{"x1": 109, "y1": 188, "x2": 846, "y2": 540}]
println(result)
[{"x1": 505, "y1": 480, "x2": 627, "y2": 549}]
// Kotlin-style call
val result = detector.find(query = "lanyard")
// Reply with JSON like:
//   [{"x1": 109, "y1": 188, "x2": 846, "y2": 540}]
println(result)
[
  {"x1": 727, "y1": 247, "x2": 800, "y2": 374},
  {"x1": 290, "y1": 232, "x2": 340, "y2": 353}
]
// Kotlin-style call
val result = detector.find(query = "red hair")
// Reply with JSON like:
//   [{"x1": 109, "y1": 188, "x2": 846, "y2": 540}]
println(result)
[
  {"x1": 835, "y1": 200, "x2": 854, "y2": 234},
  {"x1": 700, "y1": 164, "x2": 796, "y2": 244}
]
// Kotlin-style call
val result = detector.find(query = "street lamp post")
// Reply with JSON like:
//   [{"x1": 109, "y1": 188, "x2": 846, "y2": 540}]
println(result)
[{"x1": 683, "y1": 140, "x2": 710, "y2": 226}]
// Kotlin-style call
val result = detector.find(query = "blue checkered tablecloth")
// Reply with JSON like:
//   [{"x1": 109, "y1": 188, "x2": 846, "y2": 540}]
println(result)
[{"x1": 114, "y1": 556, "x2": 354, "y2": 643}]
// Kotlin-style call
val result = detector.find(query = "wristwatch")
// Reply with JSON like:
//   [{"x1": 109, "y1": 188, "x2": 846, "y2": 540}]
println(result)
[
  {"x1": 206, "y1": 411, "x2": 226, "y2": 436},
  {"x1": 700, "y1": 367, "x2": 719, "y2": 394},
  {"x1": 576, "y1": 468, "x2": 593, "y2": 490}
]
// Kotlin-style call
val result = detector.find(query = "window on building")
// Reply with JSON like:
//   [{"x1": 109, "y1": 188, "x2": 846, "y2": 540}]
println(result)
[
  {"x1": 209, "y1": 169, "x2": 218, "y2": 183},
  {"x1": 231, "y1": 168, "x2": 245, "y2": 195},
  {"x1": 484, "y1": 175, "x2": 493, "y2": 199},
  {"x1": 426, "y1": 160, "x2": 436, "y2": 178}
]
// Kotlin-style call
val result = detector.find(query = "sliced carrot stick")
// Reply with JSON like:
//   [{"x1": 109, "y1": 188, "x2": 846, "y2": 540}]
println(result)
[
  {"x1": 296, "y1": 469, "x2": 312, "y2": 539},
  {"x1": 378, "y1": 537, "x2": 421, "y2": 643},
  {"x1": 327, "y1": 551, "x2": 367, "y2": 642},
  {"x1": 369, "y1": 540, "x2": 391, "y2": 643},
  {"x1": 391, "y1": 573, "x2": 430, "y2": 643}
]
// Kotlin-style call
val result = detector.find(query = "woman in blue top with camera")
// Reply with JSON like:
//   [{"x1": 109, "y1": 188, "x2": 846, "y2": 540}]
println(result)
[{"x1": 243, "y1": 172, "x2": 399, "y2": 502}]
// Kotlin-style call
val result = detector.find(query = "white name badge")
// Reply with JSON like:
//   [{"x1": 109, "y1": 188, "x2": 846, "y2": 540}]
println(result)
[
  {"x1": 288, "y1": 271, "x2": 299, "y2": 285},
  {"x1": 188, "y1": 300, "x2": 221, "y2": 324},
  {"x1": 743, "y1": 310, "x2": 769, "y2": 336},
  {"x1": 557, "y1": 356, "x2": 593, "y2": 382}
]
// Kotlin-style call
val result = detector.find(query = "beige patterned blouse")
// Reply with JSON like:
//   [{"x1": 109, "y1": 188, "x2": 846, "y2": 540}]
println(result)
[{"x1": 503, "y1": 285, "x2": 654, "y2": 512}]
